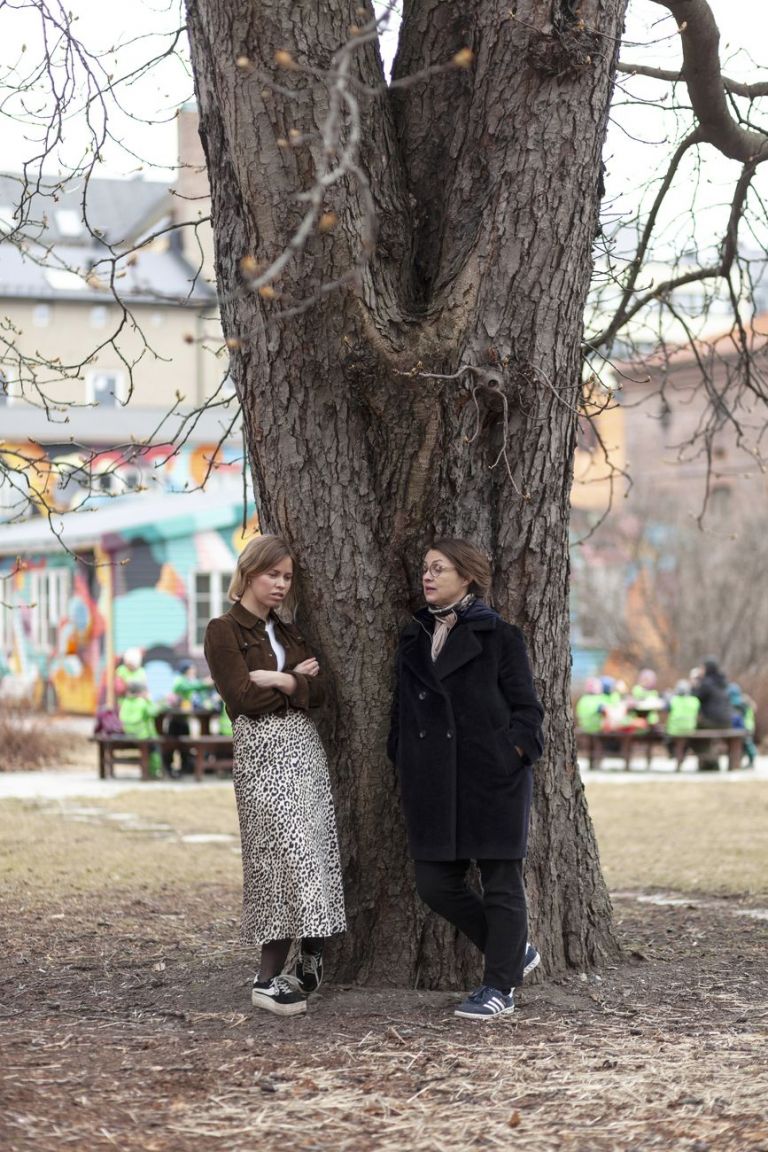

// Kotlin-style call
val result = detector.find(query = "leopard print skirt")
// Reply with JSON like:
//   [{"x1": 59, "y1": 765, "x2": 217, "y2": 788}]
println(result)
[{"x1": 232, "y1": 710, "x2": 347, "y2": 945}]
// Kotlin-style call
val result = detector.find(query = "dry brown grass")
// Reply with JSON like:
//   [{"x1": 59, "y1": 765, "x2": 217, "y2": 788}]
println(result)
[
  {"x1": 585, "y1": 777, "x2": 768, "y2": 897},
  {"x1": 0, "y1": 790, "x2": 240, "y2": 905}
]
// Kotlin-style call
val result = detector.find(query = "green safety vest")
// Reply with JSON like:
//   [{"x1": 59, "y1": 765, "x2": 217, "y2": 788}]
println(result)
[
  {"x1": 666, "y1": 695, "x2": 700, "y2": 736},
  {"x1": 119, "y1": 696, "x2": 159, "y2": 740},
  {"x1": 576, "y1": 693, "x2": 605, "y2": 734},
  {"x1": 172, "y1": 674, "x2": 210, "y2": 702}
]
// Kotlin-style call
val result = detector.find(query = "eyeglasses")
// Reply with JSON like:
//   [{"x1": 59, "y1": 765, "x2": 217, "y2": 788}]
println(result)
[{"x1": 422, "y1": 563, "x2": 457, "y2": 578}]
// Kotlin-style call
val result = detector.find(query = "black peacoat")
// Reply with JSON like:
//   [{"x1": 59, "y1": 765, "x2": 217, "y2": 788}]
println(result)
[{"x1": 387, "y1": 605, "x2": 544, "y2": 862}]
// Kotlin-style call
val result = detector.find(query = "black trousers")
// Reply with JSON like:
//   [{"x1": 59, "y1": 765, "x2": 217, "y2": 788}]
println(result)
[{"x1": 414, "y1": 858, "x2": 527, "y2": 994}]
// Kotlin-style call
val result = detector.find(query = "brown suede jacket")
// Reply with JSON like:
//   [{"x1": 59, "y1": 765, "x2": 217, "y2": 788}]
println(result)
[{"x1": 203, "y1": 601, "x2": 325, "y2": 722}]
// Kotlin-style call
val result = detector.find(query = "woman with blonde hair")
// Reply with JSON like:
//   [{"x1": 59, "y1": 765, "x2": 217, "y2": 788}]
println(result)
[
  {"x1": 204, "y1": 535, "x2": 346, "y2": 1016},
  {"x1": 388, "y1": 538, "x2": 544, "y2": 1020}
]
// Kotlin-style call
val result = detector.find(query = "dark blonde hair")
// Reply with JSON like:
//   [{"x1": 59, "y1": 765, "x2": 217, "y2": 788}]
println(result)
[
  {"x1": 228, "y1": 535, "x2": 297, "y2": 612},
  {"x1": 429, "y1": 538, "x2": 492, "y2": 600}
]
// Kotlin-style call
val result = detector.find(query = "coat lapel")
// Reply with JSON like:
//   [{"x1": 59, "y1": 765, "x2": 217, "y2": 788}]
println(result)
[
  {"x1": 432, "y1": 623, "x2": 485, "y2": 681},
  {"x1": 400, "y1": 616, "x2": 496, "y2": 684},
  {"x1": 400, "y1": 621, "x2": 443, "y2": 690}
]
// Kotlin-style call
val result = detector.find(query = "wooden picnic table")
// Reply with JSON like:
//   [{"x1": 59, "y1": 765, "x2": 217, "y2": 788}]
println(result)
[{"x1": 91, "y1": 733, "x2": 233, "y2": 782}]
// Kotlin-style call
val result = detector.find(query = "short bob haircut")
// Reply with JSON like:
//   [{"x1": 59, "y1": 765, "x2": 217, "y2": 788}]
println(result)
[
  {"x1": 228, "y1": 535, "x2": 297, "y2": 614},
  {"x1": 428, "y1": 538, "x2": 492, "y2": 601}
]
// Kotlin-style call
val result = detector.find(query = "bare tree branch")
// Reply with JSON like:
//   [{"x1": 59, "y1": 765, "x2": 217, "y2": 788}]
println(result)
[
  {"x1": 616, "y1": 60, "x2": 768, "y2": 100},
  {"x1": 649, "y1": 0, "x2": 768, "y2": 161}
]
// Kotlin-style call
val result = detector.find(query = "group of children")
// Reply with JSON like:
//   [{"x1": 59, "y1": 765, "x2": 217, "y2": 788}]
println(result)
[
  {"x1": 575, "y1": 663, "x2": 757, "y2": 766},
  {"x1": 112, "y1": 647, "x2": 228, "y2": 778}
]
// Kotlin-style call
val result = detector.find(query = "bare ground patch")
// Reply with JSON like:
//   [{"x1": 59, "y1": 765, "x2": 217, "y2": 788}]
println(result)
[{"x1": 1, "y1": 789, "x2": 767, "y2": 1151}]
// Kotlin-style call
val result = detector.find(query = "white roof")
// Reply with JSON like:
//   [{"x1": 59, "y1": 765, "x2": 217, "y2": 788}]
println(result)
[{"x1": 0, "y1": 484, "x2": 250, "y2": 555}]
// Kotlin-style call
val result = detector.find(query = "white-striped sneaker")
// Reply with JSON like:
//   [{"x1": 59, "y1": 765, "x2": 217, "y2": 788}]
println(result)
[
  {"x1": 523, "y1": 942, "x2": 541, "y2": 978},
  {"x1": 251, "y1": 974, "x2": 307, "y2": 1016},
  {"x1": 455, "y1": 986, "x2": 515, "y2": 1020}
]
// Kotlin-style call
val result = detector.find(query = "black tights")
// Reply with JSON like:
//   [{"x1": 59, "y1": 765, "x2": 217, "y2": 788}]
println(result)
[{"x1": 258, "y1": 936, "x2": 324, "y2": 981}]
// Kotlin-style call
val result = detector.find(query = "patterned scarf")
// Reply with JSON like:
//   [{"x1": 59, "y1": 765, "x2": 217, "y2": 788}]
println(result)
[{"x1": 427, "y1": 592, "x2": 476, "y2": 662}]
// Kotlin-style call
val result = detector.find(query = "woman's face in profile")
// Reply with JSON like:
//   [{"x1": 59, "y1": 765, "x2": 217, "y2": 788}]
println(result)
[{"x1": 422, "y1": 550, "x2": 471, "y2": 608}]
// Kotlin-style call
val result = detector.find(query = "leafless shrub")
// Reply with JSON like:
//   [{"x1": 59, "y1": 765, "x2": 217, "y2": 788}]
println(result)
[{"x1": 0, "y1": 700, "x2": 84, "y2": 771}]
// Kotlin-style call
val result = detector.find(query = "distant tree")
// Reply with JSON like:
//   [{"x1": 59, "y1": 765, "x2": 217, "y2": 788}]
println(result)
[{"x1": 572, "y1": 492, "x2": 768, "y2": 715}]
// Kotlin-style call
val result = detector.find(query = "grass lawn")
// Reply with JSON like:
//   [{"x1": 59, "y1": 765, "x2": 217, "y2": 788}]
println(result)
[
  {"x1": 0, "y1": 786, "x2": 241, "y2": 904},
  {"x1": 1, "y1": 775, "x2": 766, "y2": 905},
  {"x1": 585, "y1": 778, "x2": 768, "y2": 898}
]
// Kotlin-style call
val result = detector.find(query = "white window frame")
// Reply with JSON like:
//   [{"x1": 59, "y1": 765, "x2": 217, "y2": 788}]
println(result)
[
  {"x1": 86, "y1": 369, "x2": 127, "y2": 406},
  {"x1": 189, "y1": 571, "x2": 232, "y2": 653},
  {"x1": 26, "y1": 568, "x2": 71, "y2": 652}
]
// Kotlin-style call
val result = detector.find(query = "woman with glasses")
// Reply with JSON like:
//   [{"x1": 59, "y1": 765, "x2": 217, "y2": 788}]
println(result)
[
  {"x1": 204, "y1": 535, "x2": 346, "y2": 1017},
  {"x1": 388, "y1": 538, "x2": 544, "y2": 1020}
]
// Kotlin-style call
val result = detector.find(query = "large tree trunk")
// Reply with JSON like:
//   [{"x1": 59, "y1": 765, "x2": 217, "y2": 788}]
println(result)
[{"x1": 185, "y1": 0, "x2": 625, "y2": 985}]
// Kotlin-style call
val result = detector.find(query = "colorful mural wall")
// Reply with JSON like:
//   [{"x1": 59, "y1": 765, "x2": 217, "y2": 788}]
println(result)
[
  {"x1": 0, "y1": 499, "x2": 256, "y2": 714},
  {"x1": 0, "y1": 555, "x2": 104, "y2": 712},
  {"x1": 0, "y1": 440, "x2": 244, "y2": 519}
]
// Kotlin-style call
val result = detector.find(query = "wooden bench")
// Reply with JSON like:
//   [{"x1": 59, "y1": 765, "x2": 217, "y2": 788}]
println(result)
[
  {"x1": 183, "y1": 735, "x2": 234, "y2": 782},
  {"x1": 668, "y1": 729, "x2": 746, "y2": 772},
  {"x1": 576, "y1": 728, "x2": 746, "y2": 772},
  {"x1": 91, "y1": 734, "x2": 233, "y2": 781},
  {"x1": 576, "y1": 729, "x2": 665, "y2": 771}
]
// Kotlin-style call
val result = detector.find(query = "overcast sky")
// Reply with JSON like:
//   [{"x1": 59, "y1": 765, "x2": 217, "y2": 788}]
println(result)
[{"x1": 1, "y1": 1, "x2": 766, "y2": 257}]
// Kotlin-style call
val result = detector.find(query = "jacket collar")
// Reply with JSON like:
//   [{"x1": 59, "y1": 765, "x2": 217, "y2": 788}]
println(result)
[
  {"x1": 408, "y1": 610, "x2": 497, "y2": 635},
  {"x1": 228, "y1": 601, "x2": 300, "y2": 639},
  {"x1": 228, "y1": 601, "x2": 264, "y2": 629},
  {"x1": 401, "y1": 613, "x2": 497, "y2": 683},
  {"x1": 228, "y1": 601, "x2": 272, "y2": 631}
]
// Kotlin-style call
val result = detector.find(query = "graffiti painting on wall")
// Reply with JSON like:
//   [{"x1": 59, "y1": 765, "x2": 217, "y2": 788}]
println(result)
[{"x1": 0, "y1": 440, "x2": 244, "y2": 519}]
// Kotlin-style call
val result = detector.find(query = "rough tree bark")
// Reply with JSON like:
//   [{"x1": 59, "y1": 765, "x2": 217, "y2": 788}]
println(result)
[{"x1": 184, "y1": 0, "x2": 625, "y2": 986}]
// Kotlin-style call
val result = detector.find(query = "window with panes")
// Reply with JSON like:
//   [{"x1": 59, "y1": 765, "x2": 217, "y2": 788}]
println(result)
[{"x1": 189, "y1": 571, "x2": 232, "y2": 650}]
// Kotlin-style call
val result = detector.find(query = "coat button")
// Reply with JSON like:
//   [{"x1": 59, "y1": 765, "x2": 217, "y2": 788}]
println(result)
[
  {"x1": 418, "y1": 690, "x2": 427, "y2": 700},
  {"x1": 446, "y1": 731, "x2": 453, "y2": 739},
  {"x1": 418, "y1": 730, "x2": 426, "y2": 739}
]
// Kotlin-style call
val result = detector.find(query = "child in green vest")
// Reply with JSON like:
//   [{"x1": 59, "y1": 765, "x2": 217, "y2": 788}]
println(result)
[
  {"x1": 665, "y1": 681, "x2": 700, "y2": 735},
  {"x1": 115, "y1": 647, "x2": 148, "y2": 700},
  {"x1": 575, "y1": 678, "x2": 606, "y2": 734},
  {"x1": 119, "y1": 681, "x2": 162, "y2": 778}
]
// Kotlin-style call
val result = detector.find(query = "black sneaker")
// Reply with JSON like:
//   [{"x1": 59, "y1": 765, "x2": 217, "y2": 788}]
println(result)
[
  {"x1": 296, "y1": 947, "x2": 323, "y2": 995},
  {"x1": 523, "y1": 942, "x2": 541, "y2": 978},
  {"x1": 251, "y1": 974, "x2": 307, "y2": 1016}
]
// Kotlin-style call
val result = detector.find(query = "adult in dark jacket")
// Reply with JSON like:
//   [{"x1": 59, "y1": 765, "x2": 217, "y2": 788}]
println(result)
[
  {"x1": 694, "y1": 659, "x2": 732, "y2": 727},
  {"x1": 693, "y1": 658, "x2": 733, "y2": 771},
  {"x1": 388, "y1": 538, "x2": 544, "y2": 1021}
]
